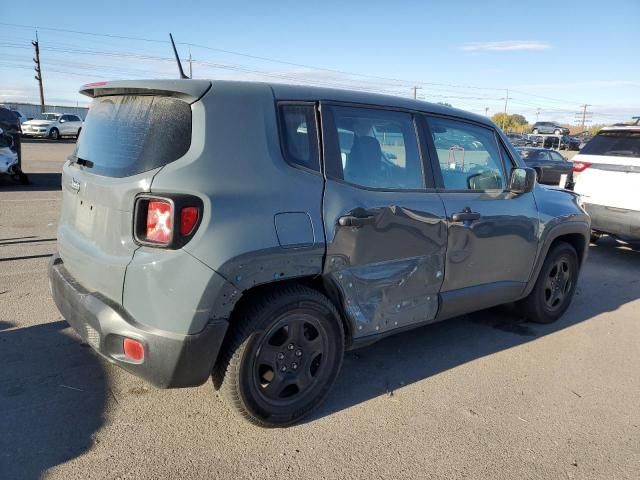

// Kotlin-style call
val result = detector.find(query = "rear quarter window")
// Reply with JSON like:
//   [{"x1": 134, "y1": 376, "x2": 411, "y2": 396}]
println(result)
[
  {"x1": 74, "y1": 95, "x2": 192, "y2": 177},
  {"x1": 278, "y1": 104, "x2": 320, "y2": 172}
]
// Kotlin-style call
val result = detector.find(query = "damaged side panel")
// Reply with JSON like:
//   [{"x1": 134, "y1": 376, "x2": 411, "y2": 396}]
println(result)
[
  {"x1": 322, "y1": 191, "x2": 448, "y2": 340},
  {"x1": 329, "y1": 254, "x2": 443, "y2": 337}
]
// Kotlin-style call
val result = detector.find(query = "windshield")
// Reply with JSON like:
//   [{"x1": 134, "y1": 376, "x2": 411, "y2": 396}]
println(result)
[
  {"x1": 579, "y1": 130, "x2": 640, "y2": 158},
  {"x1": 37, "y1": 113, "x2": 61, "y2": 121},
  {"x1": 73, "y1": 95, "x2": 192, "y2": 177}
]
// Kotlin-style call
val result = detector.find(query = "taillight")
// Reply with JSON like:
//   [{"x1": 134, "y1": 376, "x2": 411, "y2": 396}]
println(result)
[
  {"x1": 134, "y1": 195, "x2": 203, "y2": 248},
  {"x1": 572, "y1": 161, "x2": 591, "y2": 173},
  {"x1": 146, "y1": 200, "x2": 173, "y2": 244},
  {"x1": 180, "y1": 206, "x2": 199, "y2": 236}
]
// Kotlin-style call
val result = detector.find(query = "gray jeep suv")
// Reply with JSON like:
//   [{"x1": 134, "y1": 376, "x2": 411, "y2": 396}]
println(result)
[{"x1": 49, "y1": 80, "x2": 590, "y2": 427}]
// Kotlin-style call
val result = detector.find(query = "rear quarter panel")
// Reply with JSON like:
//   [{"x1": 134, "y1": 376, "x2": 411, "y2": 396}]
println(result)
[{"x1": 150, "y1": 82, "x2": 326, "y2": 292}]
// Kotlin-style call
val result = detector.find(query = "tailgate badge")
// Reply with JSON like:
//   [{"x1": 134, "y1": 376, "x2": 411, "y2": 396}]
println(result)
[{"x1": 70, "y1": 177, "x2": 80, "y2": 193}]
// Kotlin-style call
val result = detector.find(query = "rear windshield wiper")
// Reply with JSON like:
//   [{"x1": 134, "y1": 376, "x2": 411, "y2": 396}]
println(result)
[{"x1": 76, "y1": 157, "x2": 94, "y2": 168}]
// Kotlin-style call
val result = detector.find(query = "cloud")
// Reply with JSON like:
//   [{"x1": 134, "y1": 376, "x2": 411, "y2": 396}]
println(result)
[{"x1": 460, "y1": 41, "x2": 551, "y2": 52}]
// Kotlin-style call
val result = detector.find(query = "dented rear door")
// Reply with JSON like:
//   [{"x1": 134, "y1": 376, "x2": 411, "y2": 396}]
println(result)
[{"x1": 320, "y1": 103, "x2": 447, "y2": 339}]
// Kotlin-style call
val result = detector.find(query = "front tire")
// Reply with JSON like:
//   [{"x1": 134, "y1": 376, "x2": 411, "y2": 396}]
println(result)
[
  {"x1": 554, "y1": 129, "x2": 561, "y2": 135},
  {"x1": 532, "y1": 128, "x2": 539, "y2": 134},
  {"x1": 76, "y1": 127, "x2": 82, "y2": 139},
  {"x1": 215, "y1": 285, "x2": 345, "y2": 427},
  {"x1": 49, "y1": 128, "x2": 60, "y2": 140},
  {"x1": 518, "y1": 242, "x2": 579, "y2": 324}
]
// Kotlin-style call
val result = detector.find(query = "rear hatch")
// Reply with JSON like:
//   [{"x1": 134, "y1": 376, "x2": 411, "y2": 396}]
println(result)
[
  {"x1": 57, "y1": 80, "x2": 211, "y2": 303},
  {"x1": 572, "y1": 128, "x2": 640, "y2": 211}
]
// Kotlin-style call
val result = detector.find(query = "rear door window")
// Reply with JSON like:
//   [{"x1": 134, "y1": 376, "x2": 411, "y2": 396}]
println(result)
[
  {"x1": 549, "y1": 151, "x2": 566, "y2": 162},
  {"x1": 325, "y1": 105, "x2": 425, "y2": 190},
  {"x1": 73, "y1": 95, "x2": 192, "y2": 177}
]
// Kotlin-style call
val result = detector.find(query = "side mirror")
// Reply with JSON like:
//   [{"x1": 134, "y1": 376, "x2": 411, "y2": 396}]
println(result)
[{"x1": 508, "y1": 167, "x2": 536, "y2": 194}]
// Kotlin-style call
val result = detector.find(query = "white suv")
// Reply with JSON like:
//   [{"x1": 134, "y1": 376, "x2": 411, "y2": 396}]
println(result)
[
  {"x1": 21, "y1": 112, "x2": 83, "y2": 140},
  {"x1": 572, "y1": 125, "x2": 640, "y2": 242}
]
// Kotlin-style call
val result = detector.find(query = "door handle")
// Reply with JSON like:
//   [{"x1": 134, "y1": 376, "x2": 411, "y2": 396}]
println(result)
[
  {"x1": 451, "y1": 209, "x2": 481, "y2": 223},
  {"x1": 338, "y1": 214, "x2": 375, "y2": 227}
]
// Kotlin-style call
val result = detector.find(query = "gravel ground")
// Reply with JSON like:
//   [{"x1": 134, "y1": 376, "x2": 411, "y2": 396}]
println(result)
[{"x1": 0, "y1": 141, "x2": 638, "y2": 480}]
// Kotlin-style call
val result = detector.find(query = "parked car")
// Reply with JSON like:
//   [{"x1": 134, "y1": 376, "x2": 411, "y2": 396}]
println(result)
[
  {"x1": 49, "y1": 80, "x2": 590, "y2": 427},
  {"x1": 0, "y1": 106, "x2": 22, "y2": 170},
  {"x1": 531, "y1": 122, "x2": 570, "y2": 136},
  {"x1": 21, "y1": 112, "x2": 83, "y2": 140},
  {"x1": 542, "y1": 135, "x2": 581, "y2": 151},
  {"x1": 506, "y1": 133, "x2": 533, "y2": 147},
  {"x1": 572, "y1": 125, "x2": 640, "y2": 242},
  {"x1": 569, "y1": 131, "x2": 594, "y2": 149},
  {"x1": 516, "y1": 147, "x2": 573, "y2": 187}
]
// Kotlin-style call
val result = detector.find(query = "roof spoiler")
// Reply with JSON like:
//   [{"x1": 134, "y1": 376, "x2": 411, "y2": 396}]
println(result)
[{"x1": 79, "y1": 79, "x2": 212, "y2": 103}]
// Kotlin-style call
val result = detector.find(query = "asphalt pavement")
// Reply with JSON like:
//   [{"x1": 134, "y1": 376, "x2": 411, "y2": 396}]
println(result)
[{"x1": 0, "y1": 140, "x2": 638, "y2": 480}]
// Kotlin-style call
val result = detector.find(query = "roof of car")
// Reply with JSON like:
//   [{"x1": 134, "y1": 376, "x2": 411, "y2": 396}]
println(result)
[
  {"x1": 600, "y1": 125, "x2": 640, "y2": 132},
  {"x1": 268, "y1": 82, "x2": 493, "y2": 126},
  {"x1": 80, "y1": 79, "x2": 494, "y2": 129}
]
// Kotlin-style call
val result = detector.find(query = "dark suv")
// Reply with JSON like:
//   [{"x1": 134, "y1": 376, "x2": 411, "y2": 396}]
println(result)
[
  {"x1": 49, "y1": 80, "x2": 590, "y2": 427},
  {"x1": 532, "y1": 121, "x2": 570, "y2": 135}
]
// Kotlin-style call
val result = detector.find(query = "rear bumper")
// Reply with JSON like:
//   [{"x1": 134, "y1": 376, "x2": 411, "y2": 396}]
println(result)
[
  {"x1": 585, "y1": 203, "x2": 640, "y2": 240},
  {"x1": 48, "y1": 254, "x2": 228, "y2": 388}
]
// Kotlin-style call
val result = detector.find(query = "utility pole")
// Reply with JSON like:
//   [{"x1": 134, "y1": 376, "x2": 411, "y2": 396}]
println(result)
[
  {"x1": 500, "y1": 89, "x2": 512, "y2": 130},
  {"x1": 32, "y1": 31, "x2": 45, "y2": 113},
  {"x1": 577, "y1": 104, "x2": 592, "y2": 131},
  {"x1": 412, "y1": 86, "x2": 422, "y2": 100},
  {"x1": 188, "y1": 49, "x2": 193, "y2": 78},
  {"x1": 485, "y1": 107, "x2": 489, "y2": 117},
  {"x1": 536, "y1": 108, "x2": 541, "y2": 122}
]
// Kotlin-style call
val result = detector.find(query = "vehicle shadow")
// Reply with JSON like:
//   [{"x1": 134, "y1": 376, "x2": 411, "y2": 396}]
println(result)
[
  {"x1": 0, "y1": 320, "x2": 107, "y2": 480},
  {"x1": 0, "y1": 172, "x2": 61, "y2": 191},
  {"x1": 312, "y1": 237, "x2": 640, "y2": 421}
]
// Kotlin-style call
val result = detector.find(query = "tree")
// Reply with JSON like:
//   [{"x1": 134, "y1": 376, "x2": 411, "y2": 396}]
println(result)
[{"x1": 491, "y1": 113, "x2": 529, "y2": 132}]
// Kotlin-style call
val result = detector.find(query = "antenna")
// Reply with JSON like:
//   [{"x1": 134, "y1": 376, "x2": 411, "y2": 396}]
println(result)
[{"x1": 169, "y1": 33, "x2": 189, "y2": 79}]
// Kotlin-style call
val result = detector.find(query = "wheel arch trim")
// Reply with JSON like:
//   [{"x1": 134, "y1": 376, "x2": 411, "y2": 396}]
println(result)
[{"x1": 520, "y1": 221, "x2": 590, "y2": 298}]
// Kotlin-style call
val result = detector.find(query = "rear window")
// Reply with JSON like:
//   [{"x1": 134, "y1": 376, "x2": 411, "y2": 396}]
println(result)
[
  {"x1": 580, "y1": 130, "x2": 640, "y2": 158},
  {"x1": 74, "y1": 95, "x2": 192, "y2": 177}
]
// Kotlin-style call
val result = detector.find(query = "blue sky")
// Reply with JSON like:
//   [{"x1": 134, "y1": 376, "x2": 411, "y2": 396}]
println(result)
[{"x1": 1, "y1": 0, "x2": 638, "y2": 125}]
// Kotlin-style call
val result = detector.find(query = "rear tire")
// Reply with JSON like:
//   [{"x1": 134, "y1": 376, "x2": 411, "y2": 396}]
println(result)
[
  {"x1": 532, "y1": 129, "x2": 539, "y2": 134},
  {"x1": 215, "y1": 284, "x2": 344, "y2": 427},
  {"x1": 554, "y1": 129, "x2": 561, "y2": 135},
  {"x1": 590, "y1": 231, "x2": 603, "y2": 244},
  {"x1": 518, "y1": 242, "x2": 579, "y2": 324},
  {"x1": 49, "y1": 128, "x2": 60, "y2": 141}
]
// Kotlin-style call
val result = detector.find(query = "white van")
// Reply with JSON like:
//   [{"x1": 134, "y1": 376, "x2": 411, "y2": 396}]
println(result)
[{"x1": 572, "y1": 125, "x2": 640, "y2": 242}]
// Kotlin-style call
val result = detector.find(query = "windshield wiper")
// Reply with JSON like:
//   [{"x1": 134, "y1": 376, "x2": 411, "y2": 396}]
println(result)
[{"x1": 76, "y1": 157, "x2": 94, "y2": 168}]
